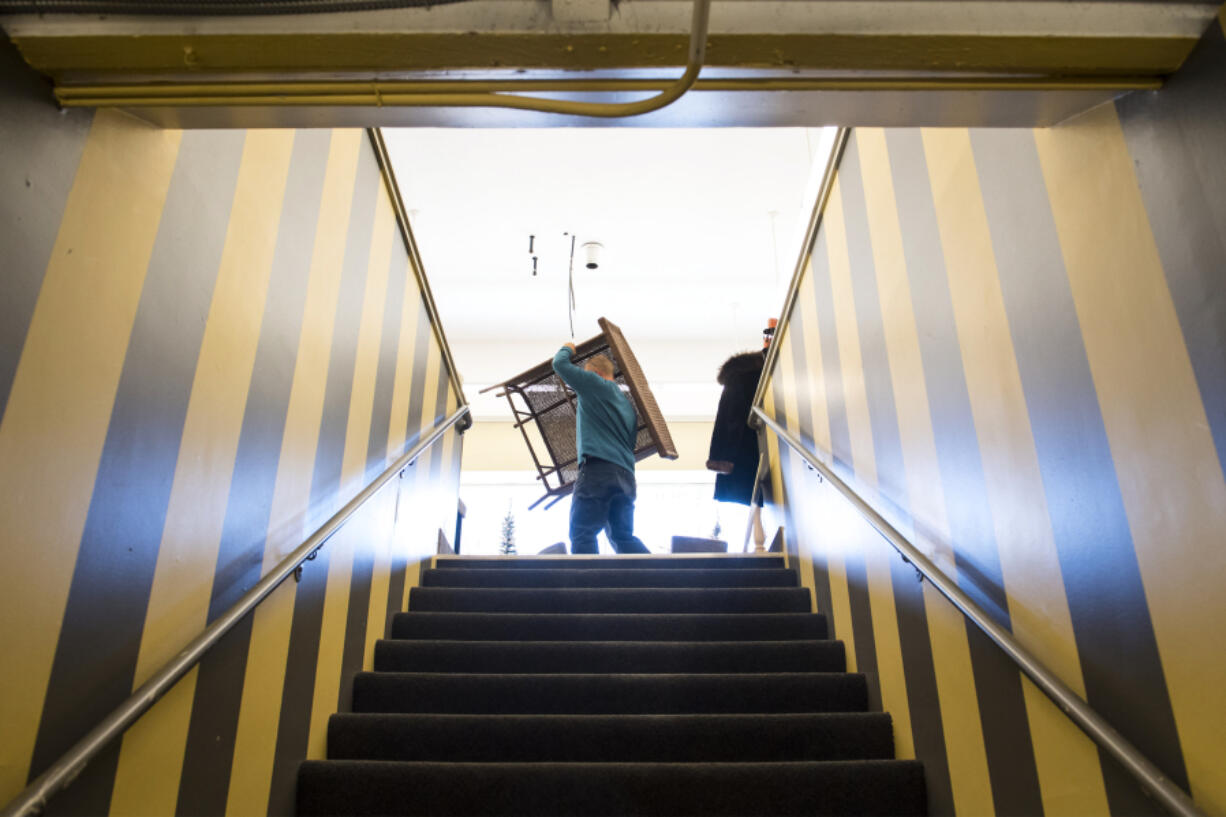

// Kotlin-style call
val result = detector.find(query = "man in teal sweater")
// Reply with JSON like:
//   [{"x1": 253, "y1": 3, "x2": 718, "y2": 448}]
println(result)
[{"x1": 553, "y1": 343, "x2": 650, "y2": 554}]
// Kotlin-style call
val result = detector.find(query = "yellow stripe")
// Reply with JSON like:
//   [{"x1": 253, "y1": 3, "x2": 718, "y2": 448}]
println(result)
[
  {"x1": 351, "y1": 190, "x2": 398, "y2": 669},
  {"x1": 824, "y1": 169, "x2": 914, "y2": 760},
  {"x1": 1034, "y1": 103, "x2": 1226, "y2": 815},
  {"x1": 363, "y1": 489, "x2": 396, "y2": 667},
  {"x1": 365, "y1": 252, "x2": 421, "y2": 653},
  {"x1": 338, "y1": 189, "x2": 395, "y2": 496},
  {"x1": 922, "y1": 126, "x2": 1108, "y2": 816},
  {"x1": 108, "y1": 129, "x2": 294, "y2": 817},
  {"x1": 441, "y1": 381, "x2": 461, "y2": 538},
  {"x1": 769, "y1": 323, "x2": 798, "y2": 565},
  {"x1": 775, "y1": 331, "x2": 818, "y2": 607},
  {"x1": 824, "y1": 178, "x2": 877, "y2": 486},
  {"x1": 863, "y1": 537, "x2": 914, "y2": 758},
  {"x1": 796, "y1": 265, "x2": 833, "y2": 460},
  {"x1": 815, "y1": 185, "x2": 858, "y2": 673},
  {"x1": 305, "y1": 178, "x2": 396, "y2": 760},
  {"x1": 865, "y1": 126, "x2": 992, "y2": 802},
  {"x1": 398, "y1": 346, "x2": 443, "y2": 610},
  {"x1": 924, "y1": 586, "x2": 996, "y2": 815},
  {"x1": 225, "y1": 128, "x2": 364, "y2": 816},
  {"x1": 787, "y1": 259, "x2": 842, "y2": 621},
  {"x1": 0, "y1": 111, "x2": 182, "y2": 803},
  {"x1": 856, "y1": 127, "x2": 993, "y2": 813},
  {"x1": 383, "y1": 258, "x2": 420, "y2": 459},
  {"x1": 761, "y1": 386, "x2": 786, "y2": 554},
  {"x1": 306, "y1": 530, "x2": 354, "y2": 760}
]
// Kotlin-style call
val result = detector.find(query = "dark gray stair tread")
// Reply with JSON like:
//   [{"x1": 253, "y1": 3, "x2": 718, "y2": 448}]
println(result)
[
  {"x1": 326, "y1": 712, "x2": 894, "y2": 762},
  {"x1": 297, "y1": 760, "x2": 927, "y2": 816},
  {"x1": 434, "y1": 555, "x2": 786, "y2": 570},
  {"x1": 373, "y1": 639, "x2": 846, "y2": 673},
  {"x1": 351, "y1": 672, "x2": 868, "y2": 715},
  {"x1": 391, "y1": 612, "x2": 828, "y2": 641},
  {"x1": 420, "y1": 567, "x2": 799, "y2": 588},
  {"x1": 408, "y1": 586, "x2": 811, "y2": 614}
]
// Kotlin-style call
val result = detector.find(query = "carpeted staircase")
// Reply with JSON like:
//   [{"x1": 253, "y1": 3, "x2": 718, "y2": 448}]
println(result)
[{"x1": 297, "y1": 554, "x2": 926, "y2": 816}]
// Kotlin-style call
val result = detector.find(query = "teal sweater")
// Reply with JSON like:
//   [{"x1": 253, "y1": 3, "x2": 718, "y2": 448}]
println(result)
[{"x1": 552, "y1": 347, "x2": 638, "y2": 474}]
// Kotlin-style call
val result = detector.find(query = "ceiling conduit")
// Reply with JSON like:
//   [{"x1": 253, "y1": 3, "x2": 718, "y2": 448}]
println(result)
[{"x1": 6, "y1": 0, "x2": 713, "y2": 118}]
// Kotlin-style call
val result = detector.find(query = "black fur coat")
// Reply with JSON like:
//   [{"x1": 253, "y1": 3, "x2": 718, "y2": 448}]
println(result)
[{"x1": 708, "y1": 351, "x2": 765, "y2": 505}]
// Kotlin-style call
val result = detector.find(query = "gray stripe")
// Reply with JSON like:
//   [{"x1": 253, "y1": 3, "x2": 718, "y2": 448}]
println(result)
[
  {"x1": 267, "y1": 139, "x2": 383, "y2": 815},
  {"x1": 807, "y1": 230, "x2": 854, "y2": 475},
  {"x1": 340, "y1": 230, "x2": 410, "y2": 711},
  {"x1": 769, "y1": 377, "x2": 797, "y2": 558},
  {"x1": 266, "y1": 542, "x2": 331, "y2": 817},
  {"x1": 365, "y1": 234, "x2": 408, "y2": 481},
  {"x1": 336, "y1": 548, "x2": 374, "y2": 713},
  {"x1": 307, "y1": 142, "x2": 381, "y2": 524},
  {"x1": 0, "y1": 37, "x2": 94, "y2": 422},
  {"x1": 176, "y1": 129, "x2": 333, "y2": 817},
  {"x1": 890, "y1": 552, "x2": 955, "y2": 817},
  {"x1": 840, "y1": 133, "x2": 954, "y2": 813},
  {"x1": 882, "y1": 129, "x2": 1010, "y2": 626},
  {"x1": 403, "y1": 301, "x2": 434, "y2": 448},
  {"x1": 1117, "y1": 22, "x2": 1226, "y2": 484},
  {"x1": 972, "y1": 127, "x2": 1190, "y2": 809},
  {"x1": 884, "y1": 127, "x2": 1043, "y2": 816},
  {"x1": 387, "y1": 298, "x2": 441, "y2": 623},
  {"x1": 384, "y1": 467, "x2": 420, "y2": 631},
  {"x1": 781, "y1": 299, "x2": 836, "y2": 626},
  {"x1": 821, "y1": 152, "x2": 882, "y2": 714},
  {"x1": 837, "y1": 135, "x2": 911, "y2": 520},
  {"x1": 427, "y1": 366, "x2": 451, "y2": 485},
  {"x1": 28, "y1": 129, "x2": 246, "y2": 815},
  {"x1": 843, "y1": 547, "x2": 881, "y2": 711},
  {"x1": 786, "y1": 315, "x2": 818, "y2": 451}
]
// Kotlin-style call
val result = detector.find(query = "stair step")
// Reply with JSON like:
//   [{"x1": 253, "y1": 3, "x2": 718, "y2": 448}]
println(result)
[
  {"x1": 420, "y1": 567, "x2": 799, "y2": 588},
  {"x1": 391, "y1": 612, "x2": 828, "y2": 641},
  {"x1": 407, "y1": 586, "x2": 811, "y2": 614},
  {"x1": 434, "y1": 555, "x2": 786, "y2": 570},
  {"x1": 326, "y1": 712, "x2": 895, "y2": 762},
  {"x1": 351, "y1": 672, "x2": 868, "y2": 715},
  {"x1": 373, "y1": 640, "x2": 846, "y2": 673},
  {"x1": 297, "y1": 760, "x2": 927, "y2": 816}
]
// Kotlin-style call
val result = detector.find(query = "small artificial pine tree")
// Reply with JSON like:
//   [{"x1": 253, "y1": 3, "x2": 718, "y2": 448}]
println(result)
[{"x1": 500, "y1": 509, "x2": 517, "y2": 555}]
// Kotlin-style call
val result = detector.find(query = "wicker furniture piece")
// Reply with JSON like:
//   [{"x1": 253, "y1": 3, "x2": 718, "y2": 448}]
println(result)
[{"x1": 485, "y1": 318, "x2": 678, "y2": 509}]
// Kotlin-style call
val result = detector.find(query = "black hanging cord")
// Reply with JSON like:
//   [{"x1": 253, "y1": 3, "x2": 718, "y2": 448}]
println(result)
[
  {"x1": 566, "y1": 233, "x2": 577, "y2": 339},
  {"x1": 0, "y1": 0, "x2": 470, "y2": 14}
]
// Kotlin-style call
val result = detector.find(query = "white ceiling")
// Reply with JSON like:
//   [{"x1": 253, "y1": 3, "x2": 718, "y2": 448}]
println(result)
[{"x1": 384, "y1": 127, "x2": 834, "y2": 419}]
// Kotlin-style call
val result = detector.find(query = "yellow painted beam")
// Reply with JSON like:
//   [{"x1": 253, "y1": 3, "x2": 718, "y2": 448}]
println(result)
[{"x1": 13, "y1": 33, "x2": 1194, "y2": 78}]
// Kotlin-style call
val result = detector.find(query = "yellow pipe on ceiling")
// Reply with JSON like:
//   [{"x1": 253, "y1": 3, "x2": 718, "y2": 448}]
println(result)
[{"x1": 56, "y1": 74, "x2": 1161, "y2": 109}]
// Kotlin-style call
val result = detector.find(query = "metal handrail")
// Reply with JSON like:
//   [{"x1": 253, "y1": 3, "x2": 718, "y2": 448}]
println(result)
[
  {"x1": 1, "y1": 405, "x2": 470, "y2": 817},
  {"x1": 751, "y1": 406, "x2": 1204, "y2": 817}
]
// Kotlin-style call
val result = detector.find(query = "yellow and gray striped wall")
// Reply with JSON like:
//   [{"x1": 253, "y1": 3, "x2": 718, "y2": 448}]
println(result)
[
  {"x1": 0, "y1": 43, "x2": 464, "y2": 816},
  {"x1": 761, "y1": 13, "x2": 1226, "y2": 817}
]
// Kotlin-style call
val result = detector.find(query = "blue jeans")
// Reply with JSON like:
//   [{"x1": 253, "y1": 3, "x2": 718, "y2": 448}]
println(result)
[{"x1": 569, "y1": 458, "x2": 650, "y2": 554}]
